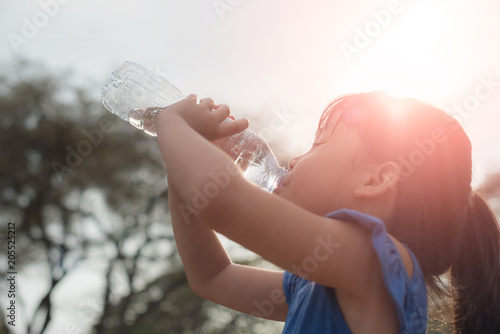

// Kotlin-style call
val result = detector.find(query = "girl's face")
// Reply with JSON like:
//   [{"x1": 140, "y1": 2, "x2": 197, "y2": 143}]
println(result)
[{"x1": 275, "y1": 113, "x2": 370, "y2": 216}]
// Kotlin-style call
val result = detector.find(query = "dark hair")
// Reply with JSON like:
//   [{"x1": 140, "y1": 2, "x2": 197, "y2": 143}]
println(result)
[
  {"x1": 451, "y1": 191, "x2": 500, "y2": 332},
  {"x1": 320, "y1": 92, "x2": 500, "y2": 333}
]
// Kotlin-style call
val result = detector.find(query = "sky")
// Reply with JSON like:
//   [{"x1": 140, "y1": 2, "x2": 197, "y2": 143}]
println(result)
[
  {"x1": 1, "y1": 0, "x2": 500, "y2": 332},
  {"x1": 1, "y1": 0, "x2": 500, "y2": 180}
]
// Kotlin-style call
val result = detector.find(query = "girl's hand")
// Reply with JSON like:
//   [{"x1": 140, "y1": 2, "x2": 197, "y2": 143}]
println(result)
[{"x1": 156, "y1": 94, "x2": 249, "y2": 141}]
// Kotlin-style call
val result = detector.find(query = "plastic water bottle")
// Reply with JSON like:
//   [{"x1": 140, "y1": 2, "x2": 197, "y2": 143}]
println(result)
[{"x1": 101, "y1": 61, "x2": 288, "y2": 193}]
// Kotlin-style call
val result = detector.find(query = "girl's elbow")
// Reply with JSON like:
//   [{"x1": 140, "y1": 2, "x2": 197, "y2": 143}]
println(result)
[{"x1": 188, "y1": 280, "x2": 208, "y2": 300}]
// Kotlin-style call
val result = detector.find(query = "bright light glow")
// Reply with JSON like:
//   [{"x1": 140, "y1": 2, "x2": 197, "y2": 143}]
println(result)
[{"x1": 338, "y1": 1, "x2": 462, "y2": 100}]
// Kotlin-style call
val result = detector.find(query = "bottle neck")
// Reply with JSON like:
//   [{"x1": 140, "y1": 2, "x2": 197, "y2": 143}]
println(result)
[{"x1": 267, "y1": 166, "x2": 289, "y2": 193}]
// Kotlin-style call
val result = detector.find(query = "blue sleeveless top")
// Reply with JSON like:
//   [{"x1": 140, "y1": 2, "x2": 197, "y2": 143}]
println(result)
[{"x1": 282, "y1": 209, "x2": 428, "y2": 333}]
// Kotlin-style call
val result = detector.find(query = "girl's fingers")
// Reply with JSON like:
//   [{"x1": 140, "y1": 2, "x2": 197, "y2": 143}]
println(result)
[
  {"x1": 173, "y1": 96, "x2": 241, "y2": 139},
  {"x1": 199, "y1": 98, "x2": 214, "y2": 109},
  {"x1": 212, "y1": 104, "x2": 231, "y2": 122},
  {"x1": 186, "y1": 94, "x2": 197, "y2": 103},
  {"x1": 217, "y1": 118, "x2": 249, "y2": 139}
]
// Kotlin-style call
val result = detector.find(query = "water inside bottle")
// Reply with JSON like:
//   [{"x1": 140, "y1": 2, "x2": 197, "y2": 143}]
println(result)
[
  {"x1": 128, "y1": 107, "x2": 162, "y2": 137},
  {"x1": 219, "y1": 132, "x2": 288, "y2": 192},
  {"x1": 239, "y1": 152, "x2": 287, "y2": 192}
]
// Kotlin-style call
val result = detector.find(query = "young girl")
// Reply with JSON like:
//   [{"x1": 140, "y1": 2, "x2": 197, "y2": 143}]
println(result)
[{"x1": 155, "y1": 92, "x2": 500, "y2": 333}]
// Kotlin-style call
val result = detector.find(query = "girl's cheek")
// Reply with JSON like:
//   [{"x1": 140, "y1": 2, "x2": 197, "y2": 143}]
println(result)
[{"x1": 288, "y1": 151, "x2": 310, "y2": 171}]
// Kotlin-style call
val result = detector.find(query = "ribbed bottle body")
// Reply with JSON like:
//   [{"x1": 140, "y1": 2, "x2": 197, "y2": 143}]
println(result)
[{"x1": 101, "y1": 61, "x2": 288, "y2": 192}]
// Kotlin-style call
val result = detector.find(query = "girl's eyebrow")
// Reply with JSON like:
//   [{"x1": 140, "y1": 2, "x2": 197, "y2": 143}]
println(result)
[
  {"x1": 315, "y1": 115, "x2": 340, "y2": 143},
  {"x1": 314, "y1": 129, "x2": 329, "y2": 142}
]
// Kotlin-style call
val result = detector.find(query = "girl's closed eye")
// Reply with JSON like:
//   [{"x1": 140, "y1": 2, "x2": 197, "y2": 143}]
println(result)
[{"x1": 312, "y1": 141, "x2": 325, "y2": 148}]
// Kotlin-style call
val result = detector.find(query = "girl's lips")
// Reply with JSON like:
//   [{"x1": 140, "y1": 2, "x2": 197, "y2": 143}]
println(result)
[
  {"x1": 273, "y1": 185, "x2": 284, "y2": 194},
  {"x1": 274, "y1": 175, "x2": 289, "y2": 194}
]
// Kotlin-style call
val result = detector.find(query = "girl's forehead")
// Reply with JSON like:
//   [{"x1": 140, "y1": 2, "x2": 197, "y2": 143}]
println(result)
[
  {"x1": 316, "y1": 114, "x2": 338, "y2": 139},
  {"x1": 316, "y1": 107, "x2": 365, "y2": 140}
]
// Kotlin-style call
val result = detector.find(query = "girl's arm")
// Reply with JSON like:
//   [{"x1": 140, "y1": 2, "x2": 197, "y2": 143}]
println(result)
[
  {"x1": 167, "y1": 179, "x2": 288, "y2": 321},
  {"x1": 167, "y1": 179, "x2": 230, "y2": 292},
  {"x1": 162, "y1": 98, "x2": 288, "y2": 320}
]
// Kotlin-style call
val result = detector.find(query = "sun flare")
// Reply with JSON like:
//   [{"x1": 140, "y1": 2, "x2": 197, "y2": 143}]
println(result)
[{"x1": 338, "y1": 1, "x2": 461, "y2": 100}]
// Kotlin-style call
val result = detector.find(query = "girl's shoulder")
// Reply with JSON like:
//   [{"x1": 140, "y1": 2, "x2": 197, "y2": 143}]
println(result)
[{"x1": 324, "y1": 209, "x2": 428, "y2": 333}]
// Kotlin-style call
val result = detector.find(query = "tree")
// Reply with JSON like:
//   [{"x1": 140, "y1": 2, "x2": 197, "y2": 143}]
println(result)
[{"x1": 0, "y1": 59, "x2": 283, "y2": 334}]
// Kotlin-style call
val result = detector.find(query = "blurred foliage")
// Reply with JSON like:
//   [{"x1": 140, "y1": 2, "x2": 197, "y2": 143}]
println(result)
[{"x1": 0, "y1": 59, "x2": 282, "y2": 334}]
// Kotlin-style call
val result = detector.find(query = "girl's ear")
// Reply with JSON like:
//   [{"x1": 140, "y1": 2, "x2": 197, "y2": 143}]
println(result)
[{"x1": 353, "y1": 161, "x2": 400, "y2": 198}]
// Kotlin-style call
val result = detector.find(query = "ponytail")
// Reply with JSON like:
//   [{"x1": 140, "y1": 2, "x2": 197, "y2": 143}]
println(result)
[{"x1": 451, "y1": 191, "x2": 500, "y2": 333}]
